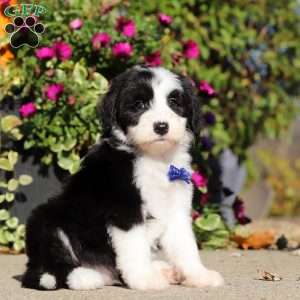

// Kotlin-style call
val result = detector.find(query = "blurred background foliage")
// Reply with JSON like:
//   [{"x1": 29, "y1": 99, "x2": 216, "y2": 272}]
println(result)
[
  {"x1": 257, "y1": 149, "x2": 300, "y2": 217},
  {"x1": 0, "y1": 0, "x2": 299, "y2": 251}
]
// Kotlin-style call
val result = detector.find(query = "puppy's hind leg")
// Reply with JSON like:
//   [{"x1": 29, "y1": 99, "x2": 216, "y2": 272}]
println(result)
[
  {"x1": 66, "y1": 267, "x2": 106, "y2": 290},
  {"x1": 23, "y1": 226, "x2": 79, "y2": 290}
]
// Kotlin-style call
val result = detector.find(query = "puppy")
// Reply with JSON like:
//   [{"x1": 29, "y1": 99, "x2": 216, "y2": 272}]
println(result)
[{"x1": 22, "y1": 66, "x2": 224, "y2": 291}]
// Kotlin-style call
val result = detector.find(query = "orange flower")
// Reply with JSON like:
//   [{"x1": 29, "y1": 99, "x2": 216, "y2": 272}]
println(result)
[{"x1": 0, "y1": 0, "x2": 16, "y2": 67}]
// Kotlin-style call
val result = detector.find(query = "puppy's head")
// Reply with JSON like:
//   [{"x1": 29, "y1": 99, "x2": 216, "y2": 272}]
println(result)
[{"x1": 99, "y1": 66, "x2": 201, "y2": 157}]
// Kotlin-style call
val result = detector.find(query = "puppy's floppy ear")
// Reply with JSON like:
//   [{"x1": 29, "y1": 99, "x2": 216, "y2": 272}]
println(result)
[
  {"x1": 178, "y1": 75, "x2": 202, "y2": 140},
  {"x1": 97, "y1": 72, "x2": 128, "y2": 138}
]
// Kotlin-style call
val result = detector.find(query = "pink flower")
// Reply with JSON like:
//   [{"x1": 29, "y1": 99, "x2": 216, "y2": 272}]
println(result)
[
  {"x1": 112, "y1": 42, "x2": 133, "y2": 58},
  {"x1": 53, "y1": 41, "x2": 72, "y2": 61},
  {"x1": 183, "y1": 40, "x2": 200, "y2": 59},
  {"x1": 91, "y1": 32, "x2": 111, "y2": 50},
  {"x1": 45, "y1": 83, "x2": 64, "y2": 101},
  {"x1": 19, "y1": 102, "x2": 37, "y2": 118},
  {"x1": 199, "y1": 80, "x2": 216, "y2": 96},
  {"x1": 35, "y1": 47, "x2": 55, "y2": 60},
  {"x1": 144, "y1": 51, "x2": 162, "y2": 66},
  {"x1": 158, "y1": 13, "x2": 172, "y2": 25},
  {"x1": 69, "y1": 18, "x2": 83, "y2": 30},
  {"x1": 191, "y1": 171, "x2": 207, "y2": 188},
  {"x1": 116, "y1": 17, "x2": 136, "y2": 38}
]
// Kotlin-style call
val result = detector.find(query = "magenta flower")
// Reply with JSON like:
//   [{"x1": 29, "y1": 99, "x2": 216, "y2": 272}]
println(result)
[
  {"x1": 69, "y1": 18, "x2": 83, "y2": 30},
  {"x1": 19, "y1": 102, "x2": 37, "y2": 118},
  {"x1": 199, "y1": 80, "x2": 216, "y2": 96},
  {"x1": 145, "y1": 51, "x2": 162, "y2": 67},
  {"x1": 92, "y1": 32, "x2": 111, "y2": 50},
  {"x1": 116, "y1": 17, "x2": 136, "y2": 38},
  {"x1": 45, "y1": 83, "x2": 64, "y2": 101},
  {"x1": 53, "y1": 41, "x2": 72, "y2": 61},
  {"x1": 112, "y1": 42, "x2": 133, "y2": 58},
  {"x1": 183, "y1": 40, "x2": 200, "y2": 59},
  {"x1": 35, "y1": 47, "x2": 56, "y2": 60},
  {"x1": 158, "y1": 13, "x2": 172, "y2": 25},
  {"x1": 191, "y1": 171, "x2": 207, "y2": 188}
]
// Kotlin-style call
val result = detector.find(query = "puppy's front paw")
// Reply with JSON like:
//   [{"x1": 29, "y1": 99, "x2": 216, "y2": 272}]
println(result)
[
  {"x1": 152, "y1": 260, "x2": 183, "y2": 285},
  {"x1": 126, "y1": 268, "x2": 170, "y2": 291},
  {"x1": 183, "y1": 269, "x2": 224, "y2": 288}
]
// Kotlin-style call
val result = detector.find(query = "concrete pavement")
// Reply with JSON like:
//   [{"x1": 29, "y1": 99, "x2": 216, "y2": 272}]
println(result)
[{"x1": 1, "y1": 250, "x2": 300, "y2": 300}]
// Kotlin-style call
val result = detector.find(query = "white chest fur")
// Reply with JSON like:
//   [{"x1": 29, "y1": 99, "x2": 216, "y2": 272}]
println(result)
[{"x1": 133, "y1": 148, "x2": 194, "y2": 245}]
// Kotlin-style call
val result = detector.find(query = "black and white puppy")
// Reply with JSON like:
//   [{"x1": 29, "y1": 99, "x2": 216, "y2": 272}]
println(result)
[{"x1": 22, "y1": 66, "x2": 224, "y2": 291}]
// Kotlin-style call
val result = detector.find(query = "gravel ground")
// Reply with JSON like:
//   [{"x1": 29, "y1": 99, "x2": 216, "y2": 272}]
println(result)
[{"x1": 1, "y1": 250, "x2": 300, "y2": 300}]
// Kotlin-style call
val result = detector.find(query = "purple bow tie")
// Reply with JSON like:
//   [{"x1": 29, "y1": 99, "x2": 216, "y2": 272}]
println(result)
[{"x1": 167, "y1": 165, "x2": 191, "y2": 184}]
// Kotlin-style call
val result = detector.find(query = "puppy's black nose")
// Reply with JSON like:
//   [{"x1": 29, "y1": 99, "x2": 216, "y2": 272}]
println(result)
[{"x1": 153, "y1": 122, "x2": 169, "y2": 136}]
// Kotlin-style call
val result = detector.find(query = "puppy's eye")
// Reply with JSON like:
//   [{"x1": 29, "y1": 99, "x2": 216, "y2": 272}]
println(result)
[
  {"x1": 168, "y1": 97, "x2": 182, "y2": 108},
  {"x1": 168, "y1": 91, "x2": 183, "y2": 109},
  {"x1": 131, "y1": 99, "x2": 148, "y2": 112}
]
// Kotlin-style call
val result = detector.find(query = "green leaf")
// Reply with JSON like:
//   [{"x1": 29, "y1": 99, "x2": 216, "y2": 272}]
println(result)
[
  {"x1": 4, "y1": 231, "x2": 15, "y2": 242},
  {"x1": 57, "y1": 156, "x2": 73, "y2": 171},
  {"x1": 6, "y1": 217, "x2": 19, "y2": 229},
  {"x1": 0, "y1": 209, "x2": 10, "y2": 221},
  {"x1": 0, "y1": 194, "x2": 5, "y2": 203},
  {"x1": 58, "y1": 153, "x2": 80, "y2": 174},
  {"x1": 19, "y1": 175, "x2": 33, "y2": 186},
  {"x1": 41, "y1": 154, "x2": 53, "y2": 165},
  {"x1": 194, "y1": 214, "x2": 222, "y2": 231},
  {"x1": 213, "y1": 229, "x2": 230, "y2": 239},
  {"x1": 0, "y1": 230, "x2": 9, "y2": 245},
  {"x1": 8, "y1": 151, "x2": 18, "y2": 168},
  {"x1": 5, "y1": 193, "x2": 15, "y2": 202},
  {"x1": 24, "y1": 140, "x2": 35, "y2": 149},
  {"x1": 198, "y1": 186, "x2": 208, "y2": 193},
  {"x1": 13, "y1": 240, "x2": 25, "y2": 252},
  {"x1": 0, "y1": 115, "x2": 22, "y2": 132},
  {"x1": 10, "y1": 128, "x2": 23, "y2": 140},
  {"x1": 62, "y1": 139, "x2": 77, "y2": 151},
  {"x1": 0, "y1": 158, "x2": 12, "y2": 171},
  {"x1": 92, "y1": 72, "x2": 109, "y2": 95},
  {"x1": 50, "y1": 144, "x2": 64, "y2": 153},
  {"x1": 70, "y1": 159, "x2": 80, "y2": 174},
  {"x1": 202, "y1": 237, "x2": 228, "y2": 249},
  {"x1": 0, "y1": 181, "x2": 7, "y2": 188},
  {"x1": 73, "y1": 62, "x2": 88, "y2": 84},
  {"x1": 7, "y1": 179, "x2": 19, "y2": 191},
  {"x1": 16, "y1": 224, "x2": 26, "y2": 237}
]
